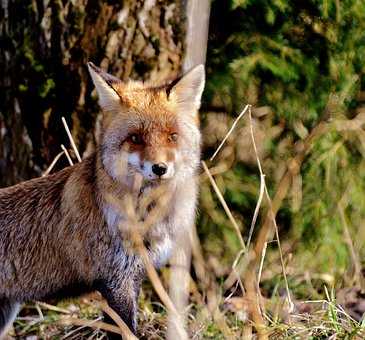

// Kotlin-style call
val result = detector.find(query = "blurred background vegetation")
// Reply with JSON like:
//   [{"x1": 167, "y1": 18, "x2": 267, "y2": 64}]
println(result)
[
  {"x1": 201, "y1": 0, "x2": 365, "y2": 289},
  {"x1": 1, "y1": 0, "x2": 365, "y2": 337}
]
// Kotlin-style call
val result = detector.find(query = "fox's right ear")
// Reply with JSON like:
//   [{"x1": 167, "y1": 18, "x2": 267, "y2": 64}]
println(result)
[
  {"x1": 168, "y1": 64, "x2": 205, "y2": 115},
  {"x1": 87, "y1": 62, "x2": 121, "y2": 113}
]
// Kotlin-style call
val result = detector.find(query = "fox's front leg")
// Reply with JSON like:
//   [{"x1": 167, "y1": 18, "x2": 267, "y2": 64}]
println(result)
[{"x1": 97, "y1": 277, "x2": 141, "y2": 335}]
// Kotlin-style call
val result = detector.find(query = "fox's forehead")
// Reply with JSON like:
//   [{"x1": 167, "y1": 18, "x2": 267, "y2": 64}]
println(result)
[
  {"x1": 113, "y1": 82, "x2": 172, "y2": 110},
  {"x1": 112, "y1": 85, "x2": 180, "y2": 127},
  {"x1": 123, "y1": 116, "x2": 178, "y2": 135}
]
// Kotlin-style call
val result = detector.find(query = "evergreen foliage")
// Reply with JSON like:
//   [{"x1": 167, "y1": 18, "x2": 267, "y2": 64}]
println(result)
[{"x1": 202, "y1": 0, "x2": 365, "y2": 285}]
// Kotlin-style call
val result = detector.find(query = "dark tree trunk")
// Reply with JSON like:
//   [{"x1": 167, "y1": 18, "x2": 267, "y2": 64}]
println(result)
[{"x1": 0, "y1": 0, "x2": 184, "y2": 187}]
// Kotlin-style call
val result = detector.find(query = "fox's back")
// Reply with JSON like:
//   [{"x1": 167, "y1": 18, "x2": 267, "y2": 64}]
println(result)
[
  {"x1": 0, "y1": 158, "x2": 111, "y2": 301},
  {"x1": 0, "y1": 166, "x2": 70, "y2": 229},
  {"x1": 0, "y1": 167, "x2": 76, "y2": 299}
]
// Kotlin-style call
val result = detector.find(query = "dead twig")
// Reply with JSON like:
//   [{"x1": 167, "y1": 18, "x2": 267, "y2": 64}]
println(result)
[
  {"x1": 134, "y1": 234, "x2": 188, "y2": 339},
  {"x1": 206, "y1": 103, "x2": 329, "y2": 338},
  {"x1": 248, "y1": 108, "x2": 294, "y2": 313},
  {"x1": 240, "y1": 119, "x2": 328, "y2": 339},
  {"x1": 62, "y1": 117, "x2": 82, "y2": 163},
  {"x1": 99, "y1": 300, "x2": 138, "y2": 340},
  {"x1": 210, "y1": 104, "x2": 250, "y2": 161},
  {"x1": 59, "y1": 317, "x2": 124, "y2": 336},
  {"x1": 224, "y1": 119, "x2": 329, "y2": 291},
  {"x1": 110, "y1": 182, "x2": 188, "y2": 339},
  {"x1": 201, "y1": 160, "x2": 246, "y2": 251},
  {"x1": 43, "y1": 151, "x2": 65, "y2": 176},
  {"x1": 61, "y1": 144, "x2": 74, "y2": 166},
  {"x1": 36, "y1": 301, "x2": 70, "y2": 314}
]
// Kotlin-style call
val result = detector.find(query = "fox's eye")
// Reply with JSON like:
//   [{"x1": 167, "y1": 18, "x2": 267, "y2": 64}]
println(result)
[
  {"x1": 130, "y1": 134, "x2": 143, "y2": 145},
  {"x1": 169, "y1": 133, "x2": 178, "y2": 142}
]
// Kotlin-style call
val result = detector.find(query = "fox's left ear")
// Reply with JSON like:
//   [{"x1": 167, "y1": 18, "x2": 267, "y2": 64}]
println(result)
[
  {"x1": 87, "y1": 62, "x2": 122, "y2": 113},
  {"x1": 168, "y1": 64, "x2": 205, "y2": 114}
]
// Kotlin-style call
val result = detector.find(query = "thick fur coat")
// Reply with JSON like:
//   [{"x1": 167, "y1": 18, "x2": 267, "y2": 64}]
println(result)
[{"x1": 0, "y1": 63, "x2": 204, "y2": 337}]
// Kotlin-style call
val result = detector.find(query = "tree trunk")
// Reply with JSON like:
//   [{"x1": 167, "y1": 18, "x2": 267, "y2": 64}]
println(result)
[
  {"x1": 168, "y1": 1, "x2": 210, "y2": 339},
  {"x1": 0, "y1": 0, "x2": 184, "y2": 187}
]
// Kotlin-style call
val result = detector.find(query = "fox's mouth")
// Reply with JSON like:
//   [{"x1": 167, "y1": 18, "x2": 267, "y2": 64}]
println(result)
[{"x1": 144, "y1": 174, "x2": 173, "y2": 183}]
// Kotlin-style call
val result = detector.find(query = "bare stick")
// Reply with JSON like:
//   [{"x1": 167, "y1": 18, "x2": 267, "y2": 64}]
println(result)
[
  {"x1": 246, "y1": 172, "x2": 265, "y2": 250},
  {"x1": 59, "y1": 317, "x2": 124, "y2": 336},
  {"x1": 206, "y1": 102, "x2": 329, "y2": 336},
  {"x1": 136, "y1": 238, "x2": 188, "y2": 339},
  {"x1": 201, "y1": 160, "x2": 246, "y2": 251},
  {"x1": 223, "y1": 105, "x2": 325, "y2": 337},
  {"x1": 43, "y1": 151, "x2": 65, "y2": 176},
  {"x1": 257, "y1": 242, "x2": 267, "y2": 285},
  {"x1": 61, "y1": 145, "x2": 74, "y2": 166},
  {"x1": 203, "y1": 159, "x2": 247, "y2": 295},
  {"x1": 238, "y1": 121, "x2": 328, "y2": 337},
  {"x1": 177, "y1": 1, "x2": 211, "y2": 337},
  {"x1": 37, "y1": 301, "x2": 70, "y2": 314},
  {"x1": 230, "y1": 249, "x2": 247, "y2": 294},
  {"x1": 111, "y1": 186, "x2": 188, "y2": 339},
  {"x1": 248, "y1": 108, "x2": 294, "y2": 312},
  {"x1": 225, "y1": 118, "x2": 329, "y2": 293},
  {"x1": 210, "y1": 104, "x2": 250, "y2": 161},
  {"x1": 190, "y1": 225, "x2": 236, "y2": 339},
  {"x1": 60, "y1": 316, "x2": 104, "y2": 340},
  {"x1": 62, "y1": 117, "x2": 82, "y2": 163},
  {"x1": 99, "y1": 300, "x2": 138, "y2": 340},
  {"x1": 35, "y1": 304, "x2": 44, "y2": 320}
]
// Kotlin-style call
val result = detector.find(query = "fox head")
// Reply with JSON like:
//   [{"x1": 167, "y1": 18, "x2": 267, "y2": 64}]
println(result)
[{"x1": 88, "y1": 62, "x2": 204, "y2": 187}]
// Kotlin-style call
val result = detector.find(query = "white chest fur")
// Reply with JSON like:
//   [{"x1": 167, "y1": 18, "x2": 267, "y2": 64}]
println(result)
[
  {"x1": 102, "y1": 178, "x2": 198, "y2": 266},
  {"x1": 103, "y1": 202, "x2": 174, "y2": 266}
]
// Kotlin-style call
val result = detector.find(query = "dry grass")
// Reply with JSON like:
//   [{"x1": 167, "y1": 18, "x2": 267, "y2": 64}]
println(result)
[{"x1": 7, "y1": 111, "x2": 365, "y2": 339}]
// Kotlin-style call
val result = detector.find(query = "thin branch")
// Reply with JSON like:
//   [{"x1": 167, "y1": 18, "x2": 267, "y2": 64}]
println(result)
[
  {"x1": 238, "y1": 120, "x2": 328, "y2": 287},
  {"x1": 109, "y1": 185, "x2": 188, "y2": 339},
  {"x1": 36, "y1": 301, "x2": 70, "y2": 314},
  {"x1": 59, "y1": 317, "x2": 124, "y2": 336},
  {"x1": 43, "y1": 151, "x2": 65, "y2": 176},
  {"x1": 62, "y1": 117, "x2": 82, "y2": 163},
  {"x1": 201, "y1": 160, "x2": 246, "y2": 251},
  {"x1": 257, "y1": 242, "x2": 267, "y2": 285},
  {"x1": 98, "y1": 300, "x2": 138, "y2": 340},
  {"x1": 61, "y1": 144, "x2": 74, "y2": 166},
  {"x1": 60, "y1": 317, "x2": 103, "y2": 340},
  {"x1": 248, "y1": 108, "x2": 294, "y2": 313},
  {"x1": 214, "y1": 105, "x2": 328, "y2": 337},
  {"x1": 136, "y1": 237, "x2": 188, "y2": 339},
  {"x1": 246, "y1": 171, "x2": 265, "y2": 250},
  {"x1": 210, "y1": 104, "x2": 250, "y2": 161}
]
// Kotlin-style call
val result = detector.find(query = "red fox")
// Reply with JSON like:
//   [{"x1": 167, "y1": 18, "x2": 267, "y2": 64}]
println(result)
[{"x1": 0, "y1": 62, "x2": 204, "y2": 337}]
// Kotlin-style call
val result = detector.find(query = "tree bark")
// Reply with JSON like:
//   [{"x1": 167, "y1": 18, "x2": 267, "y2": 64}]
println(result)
[{"x1": 0, "y1": 0, "x2": 184, "y2": 187}]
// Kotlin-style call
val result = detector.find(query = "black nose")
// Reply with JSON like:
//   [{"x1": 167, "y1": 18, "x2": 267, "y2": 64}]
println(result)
[{"x1": 152, "y1": 163, "x2": 167, "y2": 177}]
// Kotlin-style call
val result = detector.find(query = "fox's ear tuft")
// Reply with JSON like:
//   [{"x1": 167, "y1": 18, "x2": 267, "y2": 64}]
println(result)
[
  {"x1": 87, "y1": 62, "x2": 121, "y2": 112},
  {"x1": 168, "y1": 64, "x2": 205, "y2": 114}
]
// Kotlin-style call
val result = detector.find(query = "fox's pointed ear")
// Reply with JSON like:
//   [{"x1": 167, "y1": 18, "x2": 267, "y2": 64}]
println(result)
[
  {"x1": 87, "y1": 62, "x2": 121, "y2": 112},
  {"x1": 168, "y1": 64, "x2": 205, "y2": 114}
]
